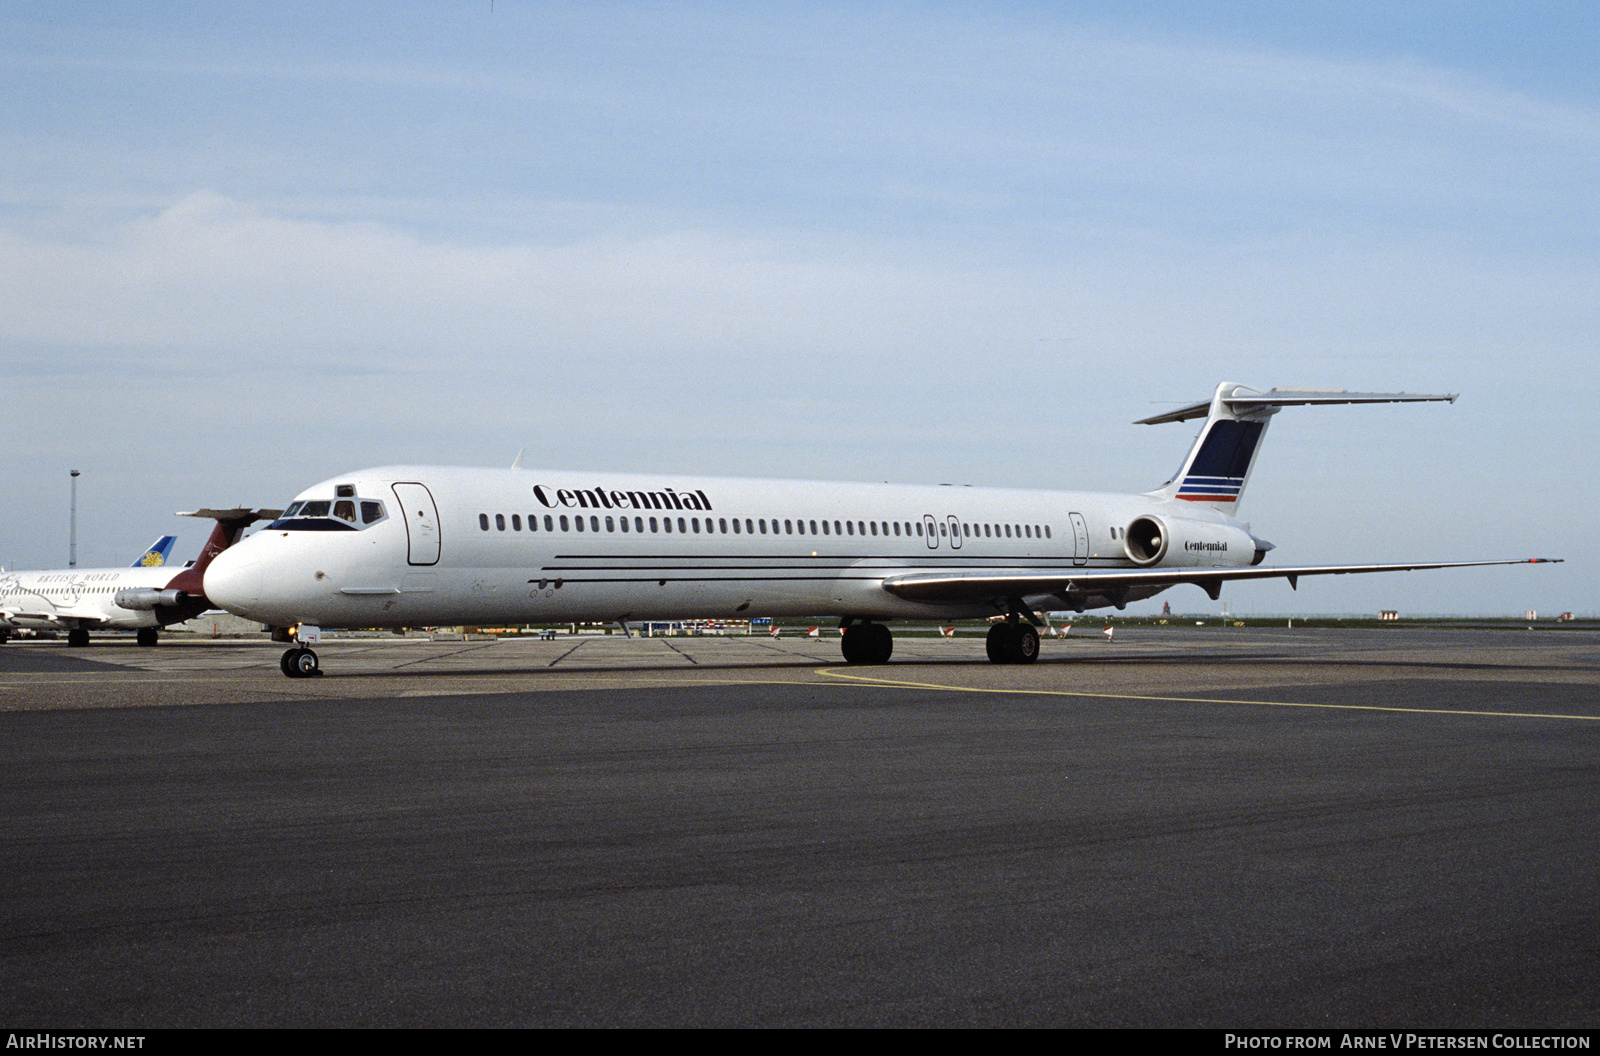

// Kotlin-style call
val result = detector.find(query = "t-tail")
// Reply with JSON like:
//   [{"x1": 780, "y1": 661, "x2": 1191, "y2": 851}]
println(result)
[
  {"x1": 132, "y1": 535, "x2": 178, "y2": 568},
  {"x1": 1139, "y1": 382, "x2": 1459, "y2": 512}
]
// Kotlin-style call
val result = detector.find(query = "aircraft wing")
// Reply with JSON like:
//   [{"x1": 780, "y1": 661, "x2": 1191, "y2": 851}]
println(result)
[
  {"x1": 0, "y1": 608, "x2": 111, "y2": 629},
  {"x1": 881, "y1": 559, "x2": 1562, "y2": 605}
]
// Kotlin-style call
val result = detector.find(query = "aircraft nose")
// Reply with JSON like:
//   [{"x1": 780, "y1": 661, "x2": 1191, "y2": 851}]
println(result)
[{"x1": 203, "y1": 545, "x2": 264, "y2": 616}]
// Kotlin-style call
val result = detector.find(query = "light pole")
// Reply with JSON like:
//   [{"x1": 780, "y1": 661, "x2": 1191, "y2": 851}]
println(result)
[{"x1": 69, "y1": 469, "x2": 80, "y2": 567}]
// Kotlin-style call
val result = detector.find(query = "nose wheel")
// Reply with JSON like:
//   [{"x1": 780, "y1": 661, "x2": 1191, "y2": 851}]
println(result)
[{"x1": 280, "y1": 647, "x2": 322, "y2": 678}]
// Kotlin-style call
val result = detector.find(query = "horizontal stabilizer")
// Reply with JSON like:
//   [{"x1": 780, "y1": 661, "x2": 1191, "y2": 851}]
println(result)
[
  {"x1": 1135, "y1": 388, "x2": 1458, "y2": 426},
  {"x1": 177, "y1": 508, "x2": 283, "y2": 524}
]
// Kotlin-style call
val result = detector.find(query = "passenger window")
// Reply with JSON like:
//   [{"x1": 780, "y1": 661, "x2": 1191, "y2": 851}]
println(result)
[
  {"x1": 496, "y1": 514, "x2": 506, "y2": 531},
  {"x1": 512, "y1": 515, "x2": 521, "y2": 531},
  {"x1": 479, "y1": 514, "x2": 490, "y2": 531}
]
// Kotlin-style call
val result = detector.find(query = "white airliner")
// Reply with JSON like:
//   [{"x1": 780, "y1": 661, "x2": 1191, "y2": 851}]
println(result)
[
  {"x1": 200, "y1": 383, "x2": 1560, "y2": 678},
  {"x1": 0, "y1": 509, "x2": 278, "y2": 647}
]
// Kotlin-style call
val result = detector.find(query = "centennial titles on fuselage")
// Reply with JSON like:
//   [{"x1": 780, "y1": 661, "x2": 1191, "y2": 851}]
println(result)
[{"x1": 531, "y1": 484, "x2": 714, "y2": 512}]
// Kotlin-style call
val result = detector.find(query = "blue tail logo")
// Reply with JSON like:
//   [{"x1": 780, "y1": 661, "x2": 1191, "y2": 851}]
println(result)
[
  {"x1": 1175, "y1": 420, "x2": 1264, "y2": 505},
  {"x1": 134, "y1": 536, "x2": 178, "y2": 568}
]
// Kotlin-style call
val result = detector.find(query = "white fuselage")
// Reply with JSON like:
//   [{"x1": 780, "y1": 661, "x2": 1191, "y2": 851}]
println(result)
[{"x1": 203, "y1": 465, "x2": 1257, "y2": 629}]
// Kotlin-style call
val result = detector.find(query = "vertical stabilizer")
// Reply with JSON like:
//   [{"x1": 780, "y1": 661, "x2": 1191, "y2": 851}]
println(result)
[
  {"x1": 133, "y1": 536, "x2": 178, "y2": 567},
  {"x1": 1143, "y1": 382, "x2": 1275, "y2": 511}
]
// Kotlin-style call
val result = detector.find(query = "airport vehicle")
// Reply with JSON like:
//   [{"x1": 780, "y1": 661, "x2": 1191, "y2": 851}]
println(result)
[
  {"x1": 0, "y1": 509, "x2": 278, "y2": 646},
  {"x1": 199, "y1": 383, "x2": 1560, "y2": 678}
]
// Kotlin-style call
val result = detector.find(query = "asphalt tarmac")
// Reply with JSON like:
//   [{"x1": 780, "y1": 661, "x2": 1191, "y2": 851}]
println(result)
[{"x1": 1, "y1": 626, "x2": 1597, "y2": 1028}]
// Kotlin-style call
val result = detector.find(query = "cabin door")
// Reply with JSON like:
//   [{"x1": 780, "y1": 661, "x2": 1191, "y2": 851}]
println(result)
[
  {"x1": 391, "y1": 482, "x2": 442, "y2": 566},
  {"x1": 1070, "y1": 512, "x2": 1089, "y2": 566}
]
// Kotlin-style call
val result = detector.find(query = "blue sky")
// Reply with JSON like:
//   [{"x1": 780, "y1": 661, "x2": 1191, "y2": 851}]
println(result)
[{"x1": 3, "y1": 2, "x2": 1593, "y2": 615}]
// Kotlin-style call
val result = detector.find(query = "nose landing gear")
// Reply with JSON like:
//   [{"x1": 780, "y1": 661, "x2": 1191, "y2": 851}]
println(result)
[
  {"x1": 274, "y1": 624, "x2": 324, "y2": 677},
  {"x1": 280, "y1": 647, "x2": 321, "y2": 678}
]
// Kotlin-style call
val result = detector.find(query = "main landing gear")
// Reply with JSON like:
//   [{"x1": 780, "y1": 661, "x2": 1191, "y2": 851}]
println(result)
[
  {"x1": 839, "y1": 621, "x2": 893, "y2": 665},
  {"x1": 986, "y1": 622, "x2": 1040, "y2": 664},
  {"x1": 280, "y1": 647, "x2": 321, "y2": 678}
]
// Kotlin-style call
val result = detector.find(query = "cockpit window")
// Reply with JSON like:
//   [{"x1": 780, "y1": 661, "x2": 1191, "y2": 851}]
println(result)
[{"x1": 270, "y1": 494, "x2": 387, "y2": 531}]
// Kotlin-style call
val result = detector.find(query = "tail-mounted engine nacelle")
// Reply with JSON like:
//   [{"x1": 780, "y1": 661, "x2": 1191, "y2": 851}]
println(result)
[
  {"x1": 1123, "y1": 515, "x2": 1260, "y2": 568},
  {"x1": 114, "y1": 588, "x2": 189, "y2": 611}
]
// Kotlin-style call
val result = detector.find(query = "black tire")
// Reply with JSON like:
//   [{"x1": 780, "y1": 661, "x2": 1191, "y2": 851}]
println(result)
[
  {"x1": 986, "y1": 624, "x2": 1040, "y2": 664},
  {"x1": 67, "y1": 629, "x2": 90, "y2": 648},
  {"x1": 867, "y1": 623, "x2": 893, "y2": 664},
  {"x1": 136, "y1": 628, "x2": 158, "y2": 647},
  {"x1": 986, "y1": 624, "x2": 1013, "y2": 663},
  {"x1": 841, "y1": 623, "x2": 893, "y2": 664},
  {"x1": 280, "y1": 647, "x2": 320, "y2": 678}
]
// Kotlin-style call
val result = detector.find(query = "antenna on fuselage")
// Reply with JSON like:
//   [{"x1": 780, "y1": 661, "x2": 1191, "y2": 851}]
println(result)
[{"x1": 510, "y1": 448, "x2": 525, "y2": 470}]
